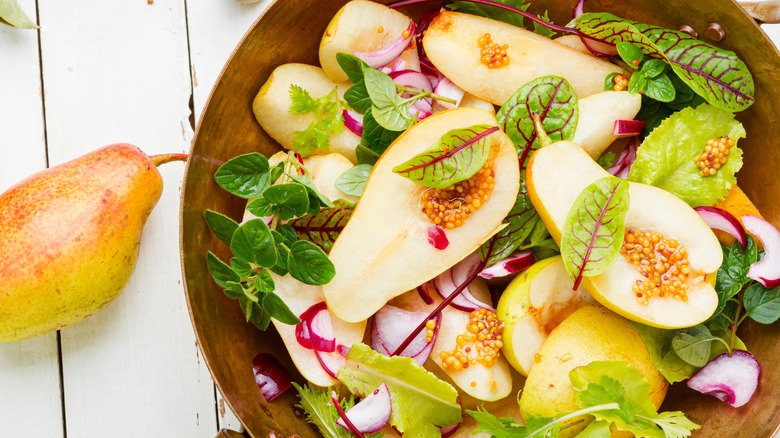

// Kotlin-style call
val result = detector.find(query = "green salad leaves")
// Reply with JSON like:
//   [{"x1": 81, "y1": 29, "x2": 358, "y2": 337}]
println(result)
[
  {"x1": 628, "y1": 104, "x2": 745, "y2": 207},
  {"x1": 293, "y1": 383, "x2": 383, "y2": 438}
]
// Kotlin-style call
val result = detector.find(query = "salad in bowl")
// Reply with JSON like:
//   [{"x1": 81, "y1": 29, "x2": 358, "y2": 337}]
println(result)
[{"x1": 189, "y1": 0, "x2": 780, "y2": 436}]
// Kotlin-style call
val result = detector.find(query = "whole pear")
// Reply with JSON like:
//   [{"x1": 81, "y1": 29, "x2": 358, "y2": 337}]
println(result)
[{"x1": 0, "y1": 143, "x2": 185, "y2": 342}]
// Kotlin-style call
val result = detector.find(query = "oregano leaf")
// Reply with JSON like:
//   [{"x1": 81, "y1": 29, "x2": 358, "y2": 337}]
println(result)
[
  {"x1": 561, "y1": 177, "x2": 630, "y2": 289},
  {"x1": 263, "y1": 183, "x2": 310, "y2": 217},
  {"x1": 287, "y1": 240, "x2": 336, "y2": 286},
  {"x1": 206, "y1": 252, "x2": 240, "y2": 288},
  {"x1": 230, "y1": 219, "x2": 277, "y2": 268},
  {"x1": 255, "y1": 270, "x2": 276, "y2": 293},
  {"x1": 264, "y1": 292, "x2": 301, "y2": 325},
  {"x1": 392, "y1": 124, "x2": 498, "y2": 189},
  {"x1": 214, "y1": 152, "x2": 271, "y2": 199},
  {"x1": 204, "y1": 209, "x2": 239, "y2": 246},
  {"x1": 335, "y1": 164, "x2": 372, "y2": 197}
]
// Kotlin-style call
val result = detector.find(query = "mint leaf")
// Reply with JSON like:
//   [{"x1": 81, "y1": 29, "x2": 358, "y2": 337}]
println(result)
[
  {"x1": 246, "y1": 197, "x2": 275, "y2": 218},
  {"x1": 206, "y1": 252, "x2": 240, "y2": 288},
  {"x1": 0, "y1": 0, "x2": 38, "y2": 29},
  {"x1": 214, "y1": 152, "x2": 271, "y2": 199},
  {"x1": 641, "y1": 59, "x2": 666, "y2": 78},
  {"x1": 337, "y1": 344, "x2": 462, "y2": 436},
  {"x1": 335, "y1": 164, "x2": 372, "y2": 197},
  {"x1": 204, "y1": 209, "x2": 239, "y2": 246},
  {"x1": 644, "y1": 73, "x2": 675, "y2": 102},
  {"x1": 231, "y1": 219, "x2": 277, "y2": 267},
  {"x1": 744, "y1": 282, "x2": 780, "y2": 324},
  {"x1": 657, "y1": 348, "x2": 698, "y2": 383},
  {"x1": 617, "y1": 42, "x2": 643, "y2": 66},
  {"x1": 287, "y1": 240, "x2": 336, "y2": 285},
  {"x1": 392, "y1": 125, "x2": 497, "y2": 189},
  {"x1": 364, "y1": 67, "x2": 412, "y2": 131},
  {"x1": 561, "y1": 177, "x2": 630, "y2": 289},
  {"x1": 628, "y1": 104, "x2": 745, "y2": 207},
  {"x1": 672, "y1": 324, "x2": 728, "y2": 367},
  {"x1": 360, "y1": 107, "x2": 402, "y2": 160}
]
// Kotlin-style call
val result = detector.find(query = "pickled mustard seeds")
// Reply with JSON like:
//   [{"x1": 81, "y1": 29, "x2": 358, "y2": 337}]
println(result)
[
  {"x1": 612, "y1": 74, "x2": 629, "y2": 91},
  {"x1": 439, "y1": 308, "x2": 504, "y2": 371},
  {"x1": 478, "y1": 33, "x2": 509, "y2": 68},
  {"x1": 620, "y1": 229, "x2": 691, "y2": 305},
  {"x1": 696, "y1": 136, "x2": 733, "y2": 176}
]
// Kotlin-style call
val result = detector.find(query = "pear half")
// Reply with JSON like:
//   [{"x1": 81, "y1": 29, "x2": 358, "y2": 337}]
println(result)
[
  {"x1": 573, "y1": 91, "x2": 641, "y2": 159},
  {"x1": 422, "y1": 11, "x2": 620, "y2": 105},
  {"x1": 323, "y1": 108, "x2": 520, "y2": 323},
  {"x1": 496, "y1": 256, "x2": 595, "y2": 376},
  {"x1": 526, "y1": 141, "x2": 721, "y2": 328}
]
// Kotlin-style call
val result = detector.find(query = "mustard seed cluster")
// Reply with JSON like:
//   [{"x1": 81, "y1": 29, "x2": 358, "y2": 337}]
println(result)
[
  {"x1": 621, "y1": 229, "x2": 691, "y2": 305},
  {"x1": 612, "y1": 74, "x2": 629, "y2": 91},
  {"x1": 439, "y1": 308, "x2": 504, "y2": 371},
  {"x1": 478, "y1": 33, "x2": 509, "y2": 68},
  {"x1": 425, "y1": 319, "x2": 436, "y2": 343},
  {"x1": 696, "y1": 136, "x2": 733, "y2": 176},
  {"x1": 422, "y1": 147, "x2": 497, "y2": 229}
]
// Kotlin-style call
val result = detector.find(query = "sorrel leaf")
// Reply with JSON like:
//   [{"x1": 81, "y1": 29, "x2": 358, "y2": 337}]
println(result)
[
  {"x1": 478, "y1": 183, "x2": 541, "y2": 266},
  {"x1": 288, "y1": 199, "x2": 355, "y2": 253},
  {"x1": 496, "y1": 76, "x2": 578, "y2": 172},
  {"x1": 570, "y1": 12, "x2": 754, "y2": 112},
  {"x1": 392, "y1": 124, "x2": 498, "y2": 189},
  {"x1": 561, "y1": 177, "x2": 629, "y2": 289}
]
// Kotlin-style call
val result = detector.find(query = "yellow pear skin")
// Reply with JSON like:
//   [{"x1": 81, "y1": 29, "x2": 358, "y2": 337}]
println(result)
[{"x1": 0, "y1": 144, "x2": 170, "y2": 342}]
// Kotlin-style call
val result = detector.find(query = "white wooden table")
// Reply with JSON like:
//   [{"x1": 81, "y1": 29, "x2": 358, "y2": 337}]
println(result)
[{"x1": 1, "y1": 2, "x2": 779, "y2": 437}]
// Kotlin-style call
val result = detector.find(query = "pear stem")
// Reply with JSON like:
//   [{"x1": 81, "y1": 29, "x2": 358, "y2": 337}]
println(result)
[
  {"x1": 531, "y1": 112, "x2": 553, "y2": 148},
  {"x1": 150, "y1": 153, "x2": 188, "y2": 167}
]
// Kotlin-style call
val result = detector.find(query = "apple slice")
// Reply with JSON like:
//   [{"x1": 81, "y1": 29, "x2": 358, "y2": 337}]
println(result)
[
  {"x1": 322, "y1": 108, "x2": 519, "y2": 323},
  {"x1": 496, "y1": 256, "x2": 595, "y2": 376},
  {"x1": 572, "y1": 91, "x2": 641, "y2": 159},
  {"x1": 253, "y1": 63, "x2": 358, "y2": 163},
  {"x1": 422, "y1": 11, "x2": 620, "y2": 105},
  {"x1": 526, "y1": 140, "x2": 721, "y2": 328},
  {"x1": 319, "y1": 0, "x2": 412, "y2": 82}
]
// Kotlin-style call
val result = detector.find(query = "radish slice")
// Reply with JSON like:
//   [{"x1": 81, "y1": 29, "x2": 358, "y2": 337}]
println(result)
[
  {"x1": 695, "y1": 206, "x2": 748, "y2": 249},
  {"x1": 336, "y1": 383, "x2": 393, "y2": 434},
  {"x1": 607, "y1": 136, "x2": 638, "y2": 179},
  {"x1": 390, "y1": 58, "x2": 408, "y2": 72},
  {"x1": 417, "y1": 283, "x2": 434, "y2": 305},
  {"x1": 743, "y1": 215, "x2": 780, "y2": 287},
  {"x1": 343, "y1": 109, "x2": 364, "y2": 137},
  {"x1": 433, "y1": 254, "x2": 495, "y2": 312},
  {"x1": 370, "y1": 304, "x2": 441, "y2": 365},
  {"x1": 441, "y1": 421, "x2": 461, "y2": 438},
  {"x1": 390, "y1": 69, "x2": 434, "y2": 114},
  {"x1": 315, "y1": 349, "x2": 348, "y2": 378},
  {"x1": 433, "y1": 77, "x2": 465, "y2": 110},
  {"x1": 295, "y1": 302, "x2": 336, "y2": 353},
  {"x1": 427, "y1": 225, "x2": 449, "y2": 250},
  {"x1": 478, "y1": 250, "x2": 535, "y2": 280},
  {"x1": 572, "y1": 0, "x2": 618, "y2": 57},
  {"x1": 687, "y1": 350, "x2": 760, "y2": 408},
  {"x1": 613, "y1": 119, "x2": 646, "y2": 137},
  {"x1": 252, "y1": 353, "x2": 292, "y2": 402},
  {"x1": 354, "y1": 20, "x2": 416, "y2": 69},
  {"x1": 332, "y1": 391, "x2": 367, "y2": 438}
]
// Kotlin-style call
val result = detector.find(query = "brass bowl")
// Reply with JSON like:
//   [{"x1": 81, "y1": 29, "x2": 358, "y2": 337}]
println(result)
[{"x1": 180, "y1": 1, "x2": 780, "y2": 436}]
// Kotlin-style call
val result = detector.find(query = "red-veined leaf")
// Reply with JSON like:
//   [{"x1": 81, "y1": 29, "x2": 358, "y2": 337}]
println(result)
[{"x1": 288, "y1": 199, "x2": 354, "y2": 253}]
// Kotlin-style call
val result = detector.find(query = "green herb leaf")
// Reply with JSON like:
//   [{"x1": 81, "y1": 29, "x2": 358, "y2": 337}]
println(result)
[
  {"x1": 708, "y1": 239, "x2": 755, "y2": 319},
  {"x1": 204, "y1": 209, "x2": 239, "y2": 246},
  {"x1": 364, "y1": 67, "x2": 412, "y2": 131},
  {"x1": 337, "y1": 344, "x2": 462, "y2": 436},
  {"x1": 671, "y1": 324, "x2": 724, "y2": 367},
  {"x1": 651, "y1": 411, "x2": 701, "y2": 438},
  {"x1": 360, "y1": 107, "x2": 403, "y2": 159},
  {"x1": 447, "y1": 0, "x2": 529, "y2": 28},
  {"x1": 641, "y1": 59, "x2": 666, "y2": 78},
  {"x1": 287, "y1": 240, "x2": 336, "y2": 285},
  {"x1": 644, "y1": 73, "x2": 676, "y2": 102},
  {"x1": 635, "y1": 74, "x2": 704, "y2": 136},
  {"x1": 744, "y1": 282, "x2": 780, "y2": 324},
  {"x1": 344, "y1": 80, "x2": 372, "y2": 114},
  {"x1": 336, "y1": 52, "x2": 370, "y2": 84},
  {"x1": 288, "y1": 199, "x2": 354, "y2": 253},
  {"x1": 561, "y1": 177, "x2": 630, "y2": 289},
  {"x1": 605, "y1": 73, "x2": 619, "y2": 91},
  {"x1": 335, "y1": 164, "x2": 372, "y2": 197},
  {"x1": 632, "y1": 322, "x2": 696, "y2": 384},
  {"x1": 255, "y1": 269, "x2": 275, "y2": 292},
  {"x1": 230, "y1": 219, "x2": 277, "y2": 267},
  {"x1": 214, "y1": 152, "x2": 272, "y2": 199},
  {"x1": 478, "y1": 186, "x2": 541, "y2": 266},
  {"x1": 628, "y1": 104, "x2": 745, "y2": 207},
  {"x1": 497, "y1": 76, "x2": 578, "y2": 172},
  {"x1": 569, "y1": 13, "x2": 754, "y2": 112},
  {"x1": 246, "y1": 198, "x2": 275, "y2": 218},
  {"x1": 0, "y1": 0, "x2": 38, "y2": 29},
  {"x1": 231, "y1": 257, "x2": 255, "y2": 280},
  {"x1": 263, "y1": 292, "x2": 301, "y2": 325},
  {"x1": 468, "y1": 406, "x2": 530, "y2": 438},
  {"x1": 292, "y1": 383, "x2": 383, "y2": 438},
  {"x1": 617, "y1": 42, "x2": 643, "y2": 66},
  {"x1": 263, "y1": 183, "x2": 310, "y2": 219},
  {"x1": 533, "y1": 11, "x2": 556, "y2": 38},
  {"x1": 628, "y1": 72, "x2": 647, "y2": 94},
  {"x1": 206, "y1": 252, "x2": 240, "y2": 288},
  {"x1": 596, "y1": 152, "x2": 616, "y2": 170},
  {"x1": 289, "y1": 171, "x2": 335, "y2": 209},
  {"x1": 577, "y1": 420, "x2": 612, "y2": 438},
  {"x1": 289, "y1": 85, "x2": 345, "y2": 156},
  {"x1": 392, "y1": 125, "x2": 497, "y2": 189}
]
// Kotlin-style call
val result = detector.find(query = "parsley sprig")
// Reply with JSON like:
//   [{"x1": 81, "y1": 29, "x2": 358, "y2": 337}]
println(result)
[
  {"x1": 289, "y1": 85, "x2": 346, "y2": 156},
  {"x1": 205, "y1": 152, "x2": 336, "y2": 330}
]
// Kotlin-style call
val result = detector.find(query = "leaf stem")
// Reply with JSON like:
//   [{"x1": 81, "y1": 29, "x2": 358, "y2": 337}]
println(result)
[
  {"x1": 528, "y1": 403, "x2": 620, "y2": 437},
  {"x1": 396, "y1": 84, "x2": 458, "y2": 104},
  {"x1": 728, "y1": 291, "x2": 744, "y2": 355}
]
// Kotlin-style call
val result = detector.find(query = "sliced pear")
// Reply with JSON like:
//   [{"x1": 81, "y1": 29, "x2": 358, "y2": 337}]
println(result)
[
  {"x1": 301, "y1": 153, "x2": 360, "y2": 204},
  {"x1": 520, "y1": 305, "x2": 668, "y2": 436},
  {"x1": 553, "y1": 35, "x2": 591, "y2": 55},
  {"x1": 496, "y1": 256, "x2": 595, "y2": 376},
  {"x1": 391, "y1": 280, "x2": 513, "y2": 402},
  {"x1": 269, "y1": 274, "x2": 366, "y2": 387},
  {"x1": 433, "y1": 92, "x2": 496, "y2": 115},
  {"x1": 319, "y1": 0, "x2": 411, "y2": 82},
  {"x1": 253, "y1": 63, "x2": 358, "y2": 163},
  {"x1": 422, "y1": 11, "x2": 620, "y2": 105},
  {"x1": 323, "y1": 108, "x2": 519, "y2": 323},
  {"x1": 573, "y1": 91, "x2": 641, "y2": 159},
  {"x1": 526, "y1": 140, "x2": 721, "y2": 328}
]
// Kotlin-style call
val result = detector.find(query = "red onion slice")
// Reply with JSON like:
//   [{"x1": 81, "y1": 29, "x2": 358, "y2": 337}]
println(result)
[
  {"x1": 343, "y1": 109, "x2": 364, "y2": 137},
  {"x1": 335, "y1": 383, "x2": 393, "y2": 434},
  {"x1": 433, "y1": 254, "x2": 495, "y2": 312},
  {"x1": 332, "y1": 391, "x2": 367, "y2": 438},
  {"x1": 572, "y1": 0, "x2": 618, "y2": 57},
  {"x1": 390, "y1": 69, "x2": 434, "y2": 114},
  {"x1": 295, "y1": 301, "x2": 336, "y2": 352},
  {"x1": 252, "y1": 353, "x2": 292, "y2": 402},
  {"x1": 355, "y1": 20, "x2": 415, "y2": 69},
  {"x1": 441, "y1": 421, "x2": 461, "y2": 438},
  {"x1": 742, "y1": 215, "x2": 780, "y2": 287},
  {"x1": 687, "y1": 350, "x2": 760, "y2": 408},
  {"x1": 613, "y1": 119, "x2": 646, "y2": 137},
  {"x1": 390, "y1": 58, "x2": 408, "y2": 72},
  {"x1": 478, "y1": 251, "x2": 535, "y2": 280},
  {"x1": 370, "y1": 304, "x2": 441, "y2": 365},
  {"x1": 316, "y1": 349, "x2": 348, "y2": 379},
  {"x1": 433, "y1": 77, "x2": 465, "y2": 111},
  {"x1": 417, "y1": 283, "x2": 434, "y2": 305},
  {"x1": 695, "y1": 206, "x2": 748, "y2": 249},
  {"x1": 607, "y1": 136, "x2": 638, "y2": 179},
  {"x1": 427, "y1": 225, "x2": 449, "y2": 250}
]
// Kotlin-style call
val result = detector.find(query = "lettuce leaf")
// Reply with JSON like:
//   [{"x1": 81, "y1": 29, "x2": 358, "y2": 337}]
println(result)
[
  {"x1": 628, "y1": 104, "x2": 745, "y2": 207},
  {"x1": 337, "y1": 343, "x2": 461, "y2": 438}
]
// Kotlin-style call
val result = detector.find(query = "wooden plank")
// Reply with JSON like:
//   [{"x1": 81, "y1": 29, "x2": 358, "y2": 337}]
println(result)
[
  {"x1": 35, "y1": 1, "x2": 216, "y2": 435},
  {"x1": 0, "y1": 1, "x2": 63, "y2": 435},
  {"x1": 186, "y1": 1, "x2": 271, "y2": 431}
]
